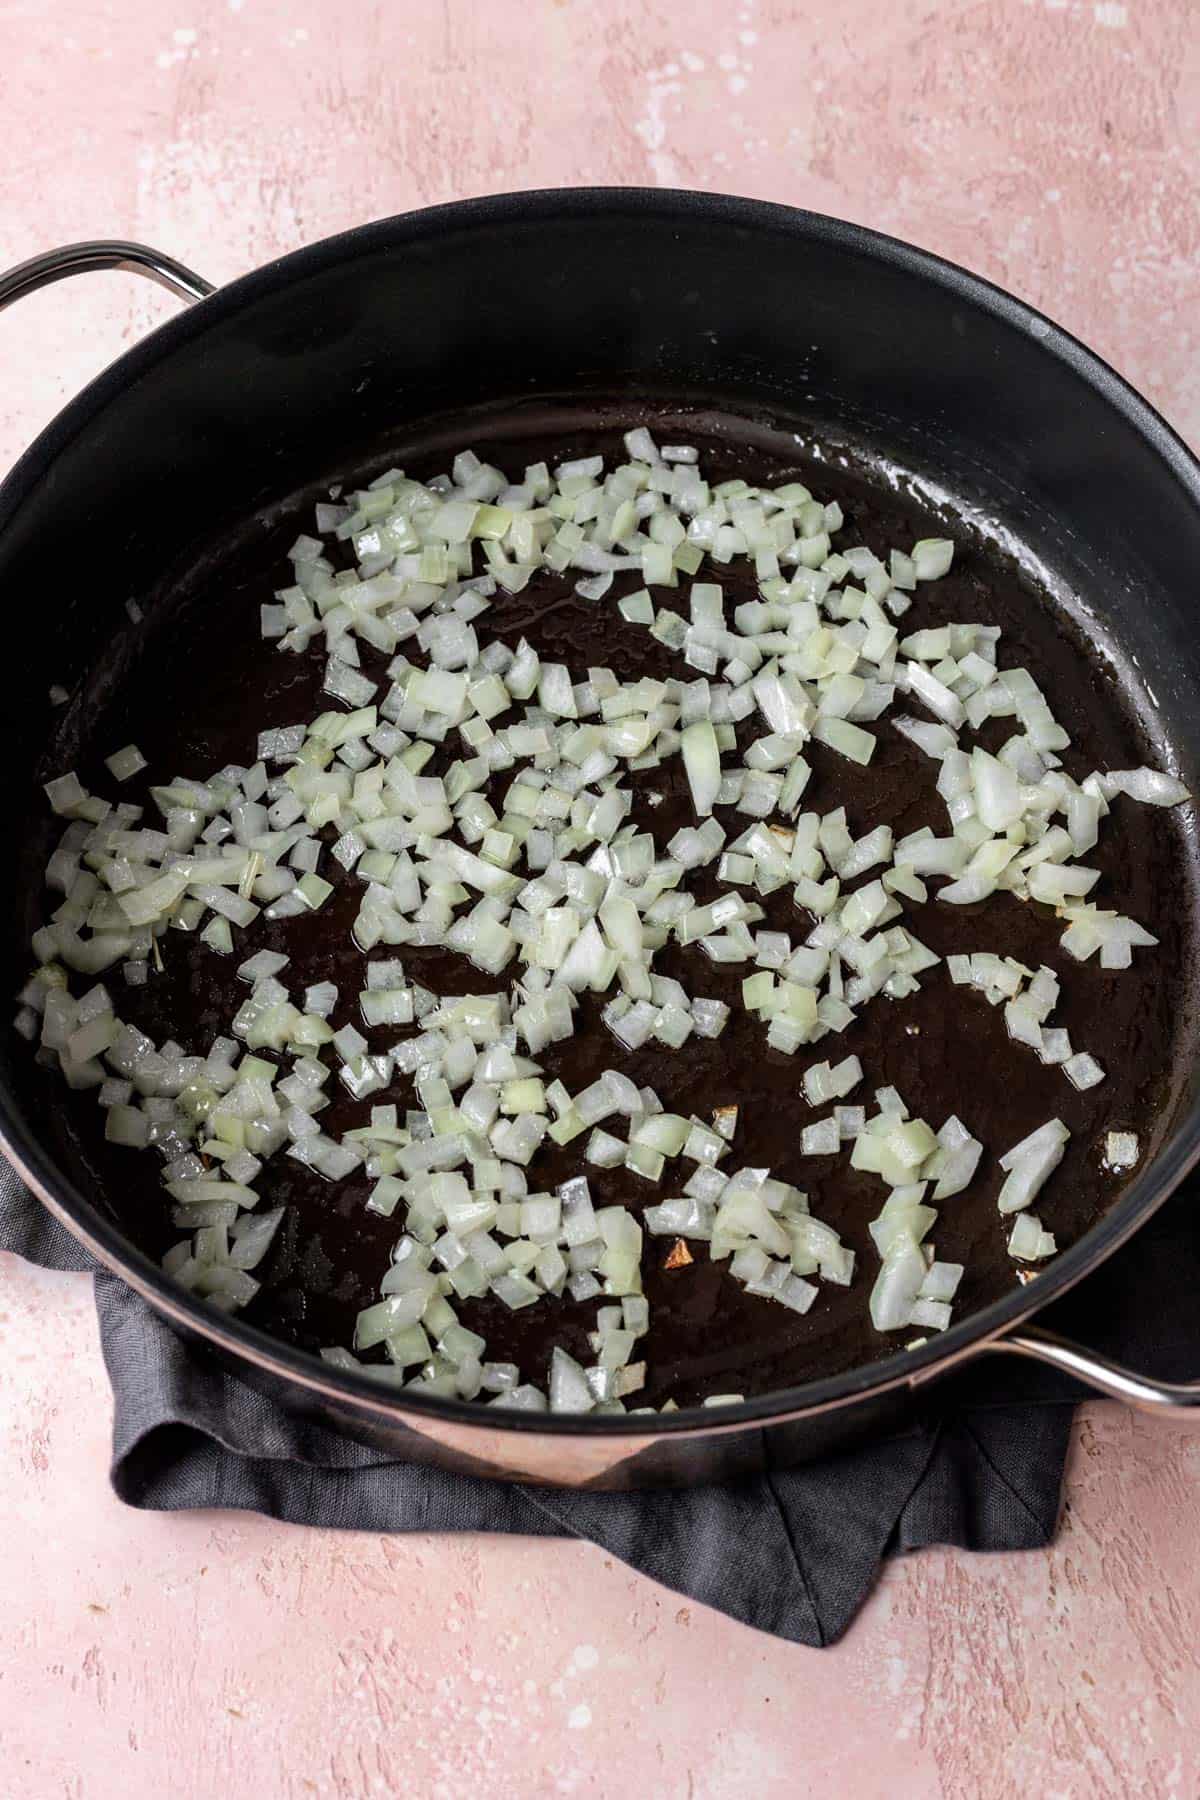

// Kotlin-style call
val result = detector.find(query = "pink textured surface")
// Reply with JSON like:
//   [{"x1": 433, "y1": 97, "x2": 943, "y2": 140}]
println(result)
[{"x1": 3, "y1": 2, "x2": 1200, "y2": 1794}]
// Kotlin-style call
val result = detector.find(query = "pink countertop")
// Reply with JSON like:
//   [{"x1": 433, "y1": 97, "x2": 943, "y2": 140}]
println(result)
[{"x1": 4, "y1": 2, "x2": 1200, "y2": 1793}]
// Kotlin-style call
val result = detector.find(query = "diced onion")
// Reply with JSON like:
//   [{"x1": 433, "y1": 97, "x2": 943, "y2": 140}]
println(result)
[{"x1": 21, "y1": 429, "x2": 1174, "y2": 1411}]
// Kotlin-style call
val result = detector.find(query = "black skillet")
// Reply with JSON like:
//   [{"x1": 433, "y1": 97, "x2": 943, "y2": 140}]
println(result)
[{"x1": 1, "y1": 191, "x2": 1199, "y2": 1488}]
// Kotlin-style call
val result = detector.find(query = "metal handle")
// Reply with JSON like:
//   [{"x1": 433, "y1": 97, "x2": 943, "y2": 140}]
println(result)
[
  {"x1": 0, "y1": 240, "x2": 215, "y2": 313},
  {"x1": 988, "y1": 1324, "x2": 1200, "y2": 1417}
]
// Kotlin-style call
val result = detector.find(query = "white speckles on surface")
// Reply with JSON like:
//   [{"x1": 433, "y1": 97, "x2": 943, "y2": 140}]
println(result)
[
  {"x1": 1094, "y1": 1, "x2": 1129, "y2": 24},
  {"x1": 154, "y1": 26, "x2": 199, "y2": 69},
  {"x1": 567, "y1": 1703, "x2": 592, "y2": 1730},
  {"x1": 632, "y1": 69, "x2": 683, "y2": 186}
]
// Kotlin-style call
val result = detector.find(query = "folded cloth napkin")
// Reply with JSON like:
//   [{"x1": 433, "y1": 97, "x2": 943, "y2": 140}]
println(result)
[{"x1": 5, "y1": 1157, "x2": 1193, "y2": 1646}]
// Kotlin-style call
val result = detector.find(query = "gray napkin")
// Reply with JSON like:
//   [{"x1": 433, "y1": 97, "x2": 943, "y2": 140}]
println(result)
[{"x1": 0, "y1": 1159, "x2": 1116, "y2": 1646}]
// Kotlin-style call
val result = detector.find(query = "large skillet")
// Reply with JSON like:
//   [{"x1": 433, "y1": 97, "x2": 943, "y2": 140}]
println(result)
[{"x1": 3, "y1": 190, "x2": 1200, "y2": 1490}]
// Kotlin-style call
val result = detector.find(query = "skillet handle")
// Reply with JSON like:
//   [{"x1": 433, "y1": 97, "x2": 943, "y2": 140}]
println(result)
[
  {"x1": 0, "y1": 240, "x2": 215, "y2": 312},
  {"x1": 987, "y1": 1324, "x2": 1200, "y2": 1417}
]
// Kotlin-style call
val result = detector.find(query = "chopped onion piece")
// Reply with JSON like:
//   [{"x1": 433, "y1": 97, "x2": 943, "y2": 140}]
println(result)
[
  {"x1": 1007, "y1": 1212, "x2": 1057, "y2": 1261},
  {"x1": 801, "y1": 1116, "x2": 840, "y2": 1156},
  {"x1": 912, "y1": 538, "x2": 954, "y2": 581},
  {"x1": 681, "y1": 720, "x2": 721, "y2": 817},
  {"x1": 1103, "y1": 768, "x2": 1190, "y2": 807},
  {"x1": 870, "y1": 1232, "x2": 928, "y2": 1332},
  {"x1": 105, "y1": 745, "x2": 148, "y2": 783},
  {"x1": 997, "y1": 1118, "x2": 1070, "y2": 1214},
  {"x1": 1063, "y1": 1052, "x2": 1105, "y2": 1091},
  {"x1": 1104, "y1": 1131, "x2": 1139, "y2": 1171}
]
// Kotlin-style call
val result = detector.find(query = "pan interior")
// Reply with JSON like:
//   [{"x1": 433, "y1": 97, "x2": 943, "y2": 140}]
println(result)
[{"x1": 12, "y1": 393, "x2": 1200, "y2": 1410}]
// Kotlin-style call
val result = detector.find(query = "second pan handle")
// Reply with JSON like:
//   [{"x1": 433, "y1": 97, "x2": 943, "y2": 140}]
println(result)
[
  {"x1": 0, "y1": 240, "x2": 216, "y2": 313},
  {"x1": 983, "y1": 1324, "x2": 1200, "y2": 1417}
]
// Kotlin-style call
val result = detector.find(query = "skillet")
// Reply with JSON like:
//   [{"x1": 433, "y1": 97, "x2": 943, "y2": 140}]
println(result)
[{"x1": 3, "y1": 191, "x2": 1200, "y2": 1487}]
